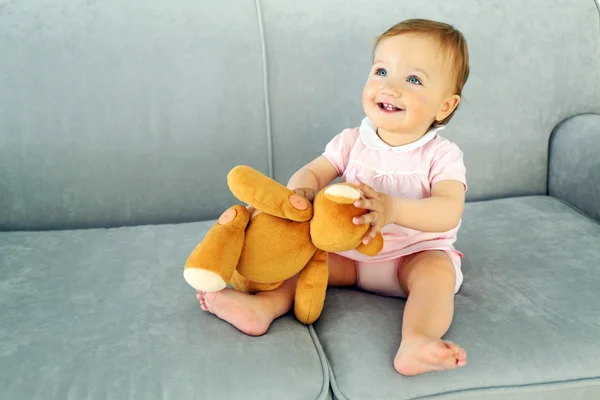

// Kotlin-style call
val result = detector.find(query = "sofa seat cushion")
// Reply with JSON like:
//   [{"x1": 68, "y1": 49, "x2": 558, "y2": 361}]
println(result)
[
  {"x1": 314, "y1": 196, "x2": 600, "y2": 400},
  {"x1": 0, "y1": 221, "x2": 330, "y2": 400}
]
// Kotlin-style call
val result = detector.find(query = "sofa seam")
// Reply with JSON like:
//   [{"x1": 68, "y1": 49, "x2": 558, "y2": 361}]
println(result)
[
  {"x1": 308, "y1": 325, "x2": 333, "y2": 400},
  {"x1": 253, "y1": 0, "x2": 274, "y2": 179},
  {"x1": 327, "y1": 361, "x2": 350, "y2": 400},
  {"x1": 549, "y1": 196, "x2": 600, "y2": 226},
  {"x1": 405, "y1": 376, "x2": 600, "y2": 400}
]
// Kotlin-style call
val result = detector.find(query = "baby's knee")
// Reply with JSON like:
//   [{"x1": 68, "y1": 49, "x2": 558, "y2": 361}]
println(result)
[
  {"x1": 422, "y1": 257, "x2": 456, "y2": 280},
  {"x1": 400, "y1": 251, "x2": 457, "y2": 291}
]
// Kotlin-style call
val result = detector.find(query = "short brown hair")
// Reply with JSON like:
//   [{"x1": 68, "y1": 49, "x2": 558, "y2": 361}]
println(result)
[{"x1": 374, "y1": 19, "x2": 470, "y2": 127}]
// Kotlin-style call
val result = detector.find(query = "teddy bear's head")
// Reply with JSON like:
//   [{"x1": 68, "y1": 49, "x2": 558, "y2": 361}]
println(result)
[{"x1": 310, "y1": 183, "x2": 383, "y2": 256}]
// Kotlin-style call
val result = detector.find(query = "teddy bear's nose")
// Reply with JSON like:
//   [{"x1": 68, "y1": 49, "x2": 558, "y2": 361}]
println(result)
[{"x1": 289, "y1": 194, "x2": 309, "y2": 210}]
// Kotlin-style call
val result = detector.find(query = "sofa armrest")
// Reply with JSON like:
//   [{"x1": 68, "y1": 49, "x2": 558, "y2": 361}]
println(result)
[{"x1": 548, "y1": 114, "x2": 600, "y2": 222}]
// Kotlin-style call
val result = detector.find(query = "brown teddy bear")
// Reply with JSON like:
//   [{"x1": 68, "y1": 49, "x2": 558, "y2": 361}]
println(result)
[{"x1": 183, "y1": 165, "x2": 383, "y2": 325}]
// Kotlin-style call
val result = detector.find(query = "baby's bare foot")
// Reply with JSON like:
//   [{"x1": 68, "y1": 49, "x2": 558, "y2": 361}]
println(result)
[
  {"x1": 196, "y1": 290, "x2": 208, "y2": 311},
  {"x1": 203, "y1": 289, "x2": 274, "y2": 336},
  {"x1": 394, "y1": 334, "x2": 467, "y2": 376}
]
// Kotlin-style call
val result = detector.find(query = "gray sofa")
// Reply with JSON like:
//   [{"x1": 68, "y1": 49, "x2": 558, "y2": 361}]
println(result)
[{"x1": 1, "y1": 0, "x2": 599, "y2": 399}]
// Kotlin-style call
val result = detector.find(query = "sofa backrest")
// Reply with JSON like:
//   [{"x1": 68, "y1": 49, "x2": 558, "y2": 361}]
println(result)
[{"x1": 1, "y1": 0, "x2": 599, "y2": 231}]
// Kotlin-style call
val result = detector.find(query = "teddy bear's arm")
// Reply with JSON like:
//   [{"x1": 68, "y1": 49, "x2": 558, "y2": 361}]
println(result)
[
  {"x1": 294, "y1": 249, "x2": 328, "y2": 325},
  {"x1": 355, "y1": 232, "x2": 384, "y2": 256},
  {"x1": 228, "y1": 165, "x2": 313, "y2": 221}
]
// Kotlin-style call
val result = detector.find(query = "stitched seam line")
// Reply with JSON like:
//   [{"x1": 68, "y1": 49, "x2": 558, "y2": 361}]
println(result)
[
  {"x1": 308, "y1": 325, "x2": 333, "y2": 400},
  {"x1": 253, "y1": 0, "x2": 274, "y2": 178}
]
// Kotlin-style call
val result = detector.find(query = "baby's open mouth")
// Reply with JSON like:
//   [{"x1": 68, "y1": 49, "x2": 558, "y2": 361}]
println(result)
[{"x1": 377, "y1": 102, "x2": 403, "y2": 113}]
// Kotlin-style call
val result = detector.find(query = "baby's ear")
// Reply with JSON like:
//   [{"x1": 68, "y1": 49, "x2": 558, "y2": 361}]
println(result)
[
  {"x1": 355, "y1": 233, "x2": 384, "y2": 256},
  {"x1": 436, "y1": 94, "x2": 461, "y2": 122},
  {"x1": 324, "y1": 183, "x2": 362, "y2": 204}
]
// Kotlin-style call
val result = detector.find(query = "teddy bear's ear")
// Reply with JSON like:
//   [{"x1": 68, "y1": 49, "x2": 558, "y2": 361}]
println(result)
[
  {"x1": 324, "y1": 183, "x2": 362, "y2": 204},
  {"x1": 355, "y1": 233, "x2": 384, "y2": 256}
]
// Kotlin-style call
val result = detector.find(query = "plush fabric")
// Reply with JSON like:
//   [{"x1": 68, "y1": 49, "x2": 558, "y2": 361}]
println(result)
[
  {"x1": 0, "y1": 221, "x2": 330, "y2": 400},
  {"x1": 315, "y1": 196, "x2": 600, "y2": 400},
  {"x1": 259, "y1": 0, "x2": 600, "y2": 200},
  {"x1": 0, "y1": 0, "x2": 269, "y2": 231},
  {"x1": 184, "y1": 166, "x2": 383, "y2": 325},
  {"x1": 549, "y1": 114, "x2": 600, "y2": 222}
]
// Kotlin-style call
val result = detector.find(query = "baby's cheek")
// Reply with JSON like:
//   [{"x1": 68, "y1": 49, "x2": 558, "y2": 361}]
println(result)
[
  {"x1": 415, "y1": 92, "x2": 430, "y2": 108},
  {"x1": 361, "y1": 84, "x2": 375, "y2": 106}
]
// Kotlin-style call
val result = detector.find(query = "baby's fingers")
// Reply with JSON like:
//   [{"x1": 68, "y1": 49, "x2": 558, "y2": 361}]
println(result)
[
  {"x1": 293, "y1": 188, "x2": 315, "y2": 202},
  {"x1": 353, "y1": 211, "x2": 378, "y2": 226},
  {"x1": 354, "y1": 197, "x2": 382, "y2": 212},
  {"x1": 363, "y1": 224, "x2": 381, "y2": 244},
  {"x1": 355, "y1": 180, "x2": 378, "y2": 199}
]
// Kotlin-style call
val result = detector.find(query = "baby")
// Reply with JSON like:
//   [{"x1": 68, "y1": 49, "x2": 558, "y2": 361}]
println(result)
[{"x1": 197, "y1": 18, "x2": 470, "y2": 376}]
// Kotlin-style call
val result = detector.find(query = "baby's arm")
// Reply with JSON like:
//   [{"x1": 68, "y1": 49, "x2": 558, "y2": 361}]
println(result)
[
  {"x1": 353, "y1": 179, "x2": 465, "y2": 243},
  {"x1": 391, "y1": 180, "x2": 465, "y2": 232},
  {"x1": 390, "y1": 141, "x2": 466, "y2": 232},
  {"x1": 287, "y1": 156, "x2": 339, "y2": 202}
]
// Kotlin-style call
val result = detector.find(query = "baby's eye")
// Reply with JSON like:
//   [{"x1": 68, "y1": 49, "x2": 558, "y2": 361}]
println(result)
[
  {"x1": 375, "y1": 68, "x2": 387, "y2": 77},
  {"x1": 407, "y1": 75, "x2": 422, "y2": 85}
]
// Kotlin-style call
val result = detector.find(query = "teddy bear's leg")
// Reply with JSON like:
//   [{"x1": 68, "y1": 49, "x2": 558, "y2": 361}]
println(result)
[
  {"x1": 294, "y1": 249, "x2": 328, "y2": 325},
  {"x1": 230, "y1": 270, "x2": 284, "y2": 294},
  {"x1": 183, "y1": 205, "x2": 249, "y2": 292}
]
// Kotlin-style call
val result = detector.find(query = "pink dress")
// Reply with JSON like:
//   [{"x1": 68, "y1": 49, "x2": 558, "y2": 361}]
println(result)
[{"x1": 322, "y1": 117, "x2": 467, "y2": 296}]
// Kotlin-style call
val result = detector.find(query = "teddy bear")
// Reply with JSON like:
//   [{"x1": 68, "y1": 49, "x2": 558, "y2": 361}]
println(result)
[{"x1": 183, "y1": 165, "x2": 383, "y2": 325}]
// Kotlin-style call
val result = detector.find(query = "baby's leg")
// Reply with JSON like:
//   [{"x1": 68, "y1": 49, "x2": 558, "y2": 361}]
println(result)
[
  {"x1": 197, "y1": 276, "x2": 296, "y2": 337},
  {"x1": 198, "y1": 253, "x2": 355, "y2": 336},
  {"x1": 393, "y1": 250, "x2": 467, "y2": 375},
  {"x1": 327, "y1": 253, "x2": 357, "y2": 287}
]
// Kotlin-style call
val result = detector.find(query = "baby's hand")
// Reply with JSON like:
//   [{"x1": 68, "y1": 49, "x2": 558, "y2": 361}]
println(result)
[
  {"x1": 352, "y1": 181, "x2": 395, "y2": 244},
  {"x1": 292, "y1": 187, "x2": 317, "y2": 203}
]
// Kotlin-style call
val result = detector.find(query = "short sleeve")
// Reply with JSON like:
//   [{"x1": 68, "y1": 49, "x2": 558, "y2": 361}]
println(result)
[
  {"x1": 322, "y1": 128, "x2": 359, "y2": 176},
  {"x1": 429, "y1": 141, "x2": 467, "y2": 191}
]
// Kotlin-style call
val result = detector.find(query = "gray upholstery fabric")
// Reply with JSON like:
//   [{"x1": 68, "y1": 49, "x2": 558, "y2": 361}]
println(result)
[
  {"x1": 315, "y1": 196, "x2": 600, "y2": 400},
  {"x1": 0, "y1": 221, "x2": 330, "y2": 400},
  {"x1": 0, "y1": 0, "x2": 269, "y2": 231},
  {"x1": 549, "y1": 114, "x2": 600, "y2": 222},
  {"x1": 261, "y1": 0, "x2": 600, "y2": 200},
  {"x1": 2, "y1": 0, "x2": 600, "y2": 232},
  {"x1": 2, "y1": 1, "x2": 600, "y2": 399}
]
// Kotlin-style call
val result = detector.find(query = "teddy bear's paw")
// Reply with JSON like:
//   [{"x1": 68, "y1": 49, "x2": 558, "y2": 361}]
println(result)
[
  {"x1": 289, "y1": 194, "x2": 309, "y2": 210},
  {"x1": 324, "y1": 184, "x2": 362, "y2": 204},
  {"x1": 218, "y1": 207, "x2": 238, "y2": 224},
  {"x1": 184, "y1": 269, "x2": 227, "y2": 292}
]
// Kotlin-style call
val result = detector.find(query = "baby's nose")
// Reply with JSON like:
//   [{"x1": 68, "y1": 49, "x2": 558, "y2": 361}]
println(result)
[{"x1": 381, "y1": 83, "x2": 401, "y2": 97}]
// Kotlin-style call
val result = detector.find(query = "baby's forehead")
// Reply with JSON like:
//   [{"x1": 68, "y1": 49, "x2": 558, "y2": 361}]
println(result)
[{"x1": 375, "y1": 34, "x2": 453, "y2": 69}]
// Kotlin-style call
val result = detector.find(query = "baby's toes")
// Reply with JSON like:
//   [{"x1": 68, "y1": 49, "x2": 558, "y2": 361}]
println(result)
[
  {"x1": 432, "y1": 342, "x2": 454, "y2": 360},
  {"x1": 438, "y1": 355, "x2": 460, "y2": 371},
  {"x1": 457, "y1": 349, "x2": 467, "y2": 366},
  {"x1": 196, "y1": 291, "x2": 208, "y2": 311},
  {"x1": 443, "y1": 340, "x2": 460, "y2": 354}
]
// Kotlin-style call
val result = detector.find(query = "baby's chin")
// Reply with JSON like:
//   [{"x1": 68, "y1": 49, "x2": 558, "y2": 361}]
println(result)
[
  {"x1": 365, "y1": 108, "x2": 435, "y2": 136},
  {"x1": 365, "y1": 112, "x2": 408, "y2": 133}
]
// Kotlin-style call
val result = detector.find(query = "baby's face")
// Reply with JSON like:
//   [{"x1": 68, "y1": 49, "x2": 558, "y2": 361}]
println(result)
[{"x1": 362, "y1": 33, "x2": 458, "y2": 143}]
